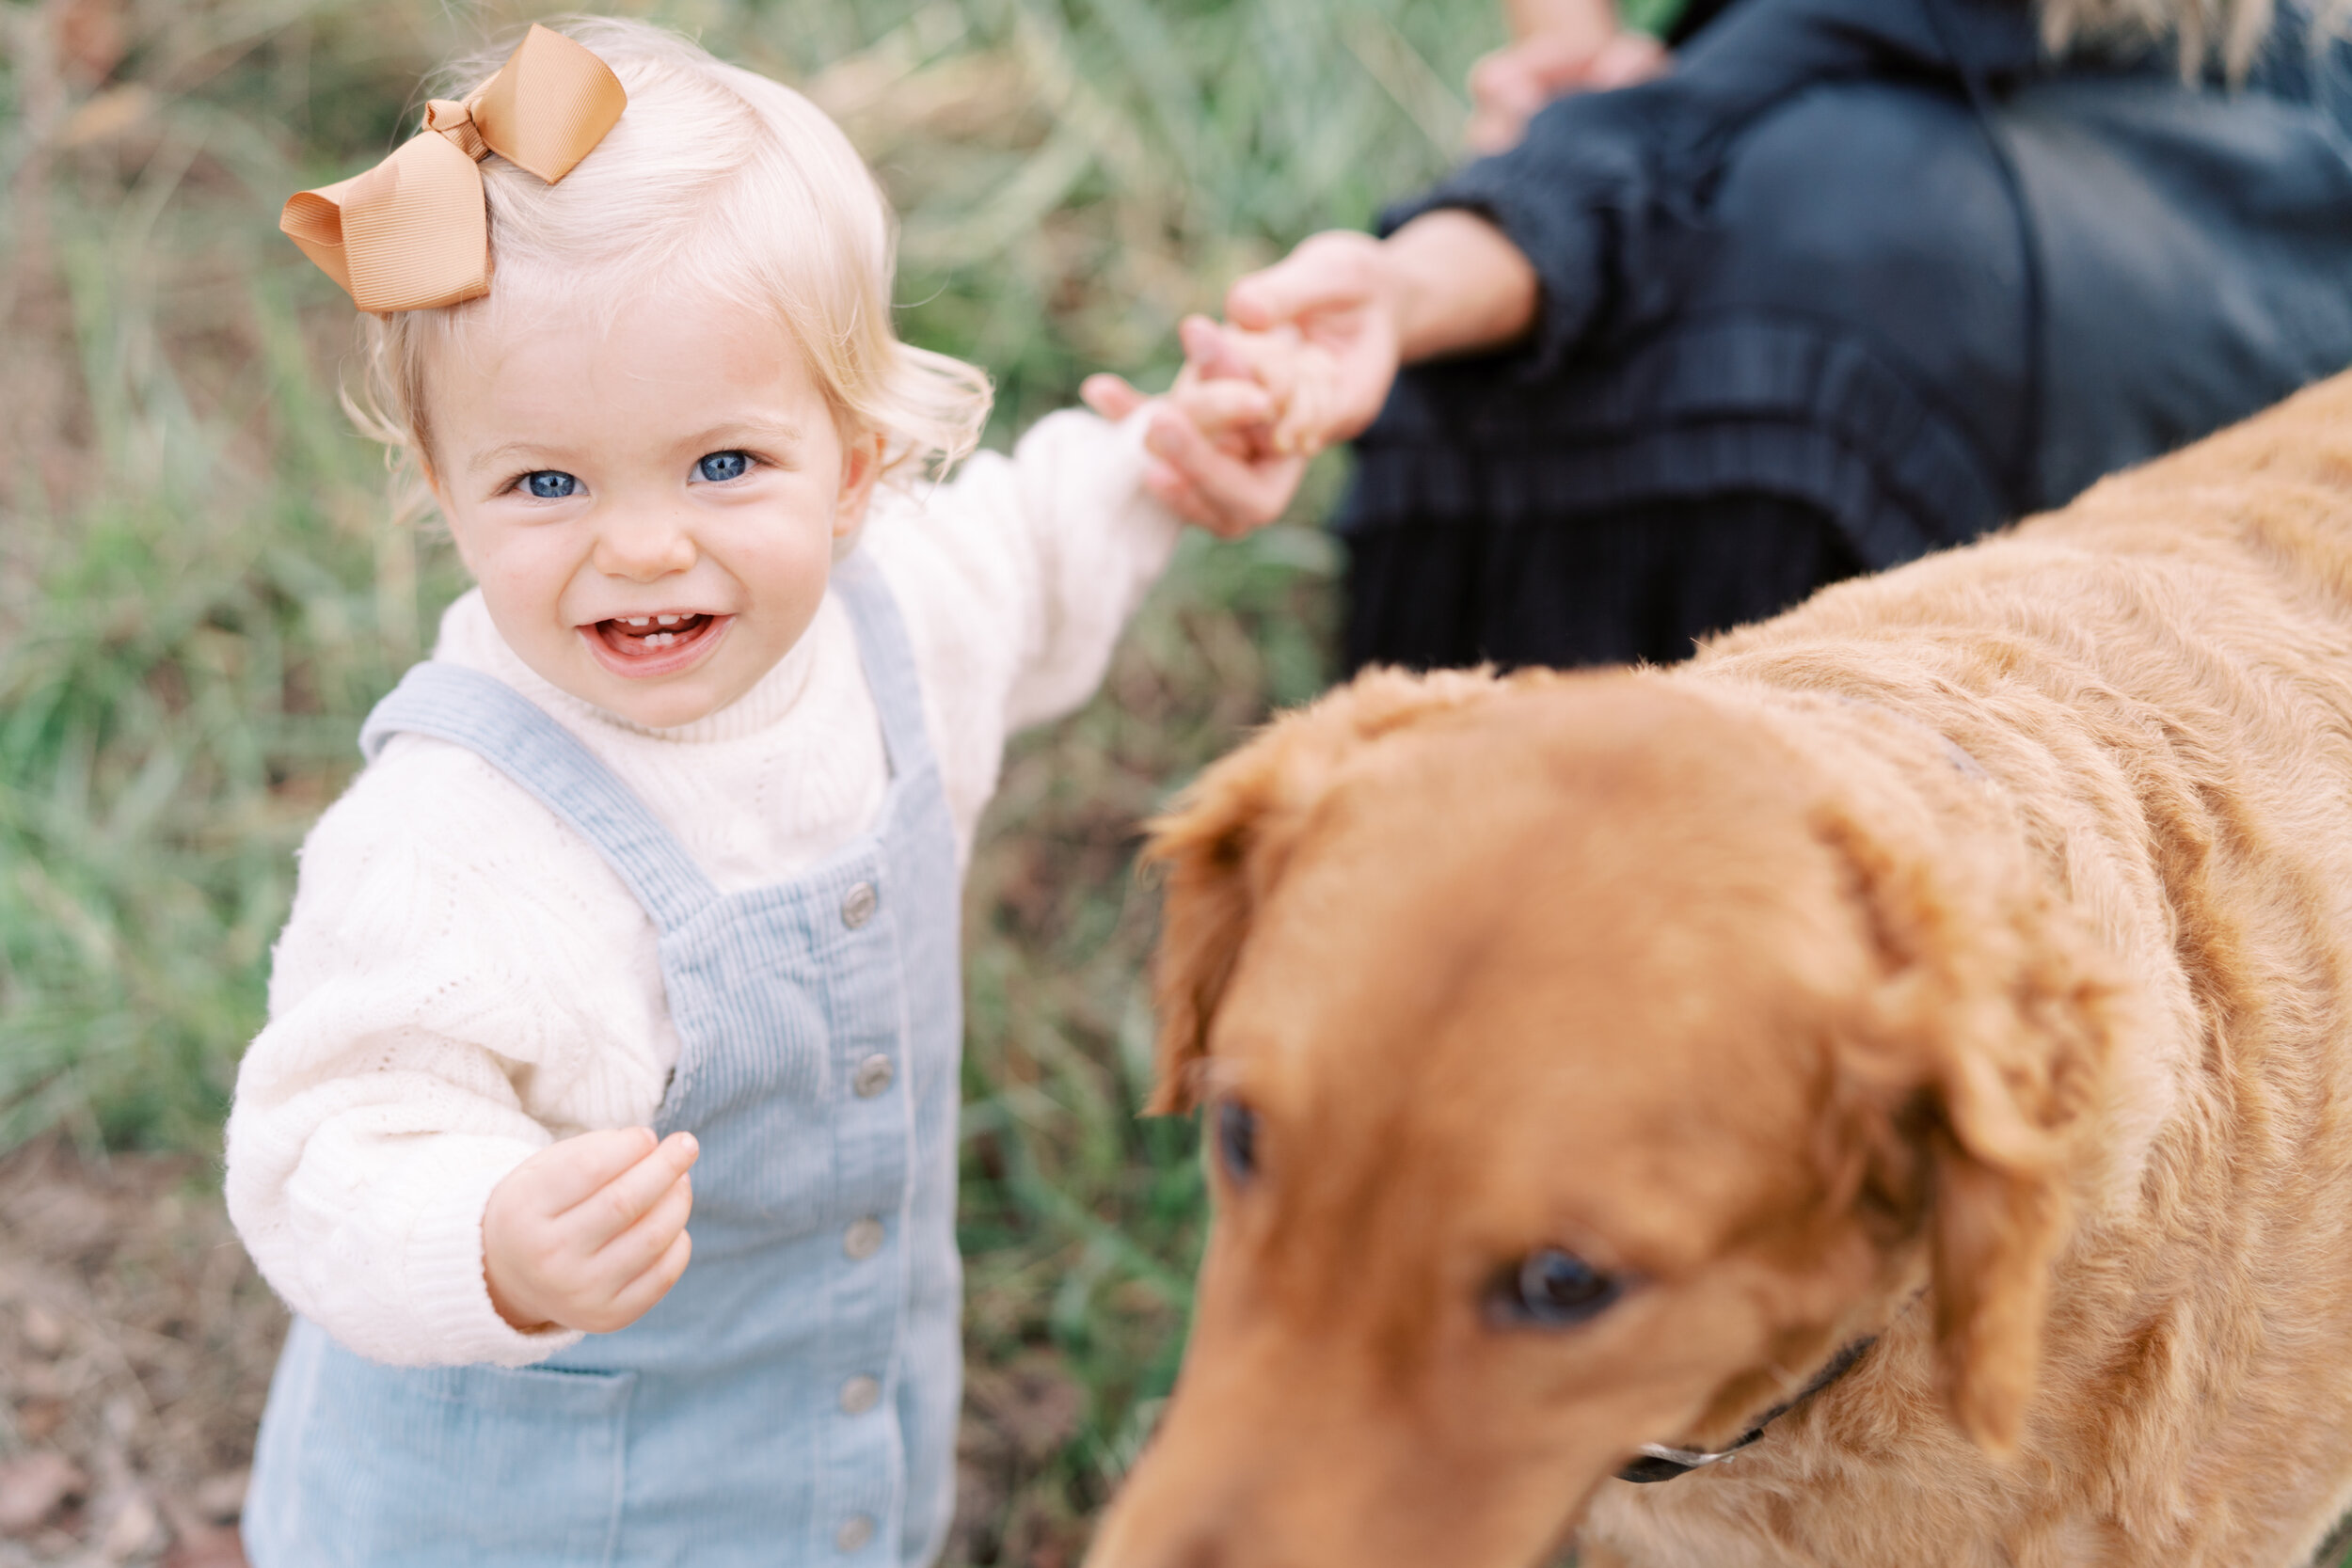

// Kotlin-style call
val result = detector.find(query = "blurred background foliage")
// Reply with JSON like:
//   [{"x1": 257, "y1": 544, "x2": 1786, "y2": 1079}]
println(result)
[{"x1": 0, "y1": 0, "x2": 1523, "y2": 1556}]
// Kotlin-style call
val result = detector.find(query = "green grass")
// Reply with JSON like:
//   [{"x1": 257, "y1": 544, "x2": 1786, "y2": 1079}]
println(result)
[{"x1": 0, "y1": 0, "x2": 1494, "y2": 1556}]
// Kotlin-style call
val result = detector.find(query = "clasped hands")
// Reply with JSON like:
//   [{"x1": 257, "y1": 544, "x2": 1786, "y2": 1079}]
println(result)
[
  {"x1": 1080, "y1": 1, "x2": 1659, "y2": 531},
  {"x1": 1081, "y1": 230, "x2": 1410, "y2": 540},
  {"x1": 1084, "y1": 201, "x2": 1545, "y2": 538}
]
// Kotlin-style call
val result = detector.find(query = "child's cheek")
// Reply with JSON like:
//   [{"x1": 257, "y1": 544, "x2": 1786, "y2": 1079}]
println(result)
[{"x1": 462, "y1": 516, "x2": 581, "y2": 648}]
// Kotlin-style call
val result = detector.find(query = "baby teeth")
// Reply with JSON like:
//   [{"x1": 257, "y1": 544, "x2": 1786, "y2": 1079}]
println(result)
[{"x1": 603, "y1": 615, "x2": 705, "y2": 652}]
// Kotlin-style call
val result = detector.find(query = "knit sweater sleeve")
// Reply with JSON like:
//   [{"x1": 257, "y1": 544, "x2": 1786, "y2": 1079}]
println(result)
[
  {"x1": 859, "y1": 406, "x2": 1182, "y2": 856},
  {"x1": 225, "y1": 736, "x2": 674, "y2": 1368},
  {"x1": 1387, "y1": 0, "x2": 2051, "y2": 380}
]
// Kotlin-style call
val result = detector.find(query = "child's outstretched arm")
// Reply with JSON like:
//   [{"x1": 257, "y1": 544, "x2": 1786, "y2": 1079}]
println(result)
[{"x1": 847, "y1": 353, "x2": 1315, "y2": 866}]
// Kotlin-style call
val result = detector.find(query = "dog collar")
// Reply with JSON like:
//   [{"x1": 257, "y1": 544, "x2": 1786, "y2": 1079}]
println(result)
[{"x1": 1615, "y1": 1337, "x2": 1878, "y2": 1483}]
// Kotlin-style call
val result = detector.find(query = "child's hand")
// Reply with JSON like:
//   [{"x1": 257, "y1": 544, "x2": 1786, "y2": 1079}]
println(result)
[
  {"x1": 1080, "y1": 316, "x2": 1320, "y2": 539},
  {"x1": 483, "y1": 1127, "x2": 700, "y2": 1335},
  {"x1": 1181, "y1": 314, "x2": 1347, "y2": 463}
]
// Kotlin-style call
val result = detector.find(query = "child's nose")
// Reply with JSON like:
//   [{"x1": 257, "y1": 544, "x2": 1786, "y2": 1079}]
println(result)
[{"x1": 592, "y1": 513, "x2": 698, "y2": 581}]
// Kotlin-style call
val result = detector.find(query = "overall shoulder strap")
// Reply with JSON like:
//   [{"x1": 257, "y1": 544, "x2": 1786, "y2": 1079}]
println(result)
[
  {"x1": 830, "y1": 549, "x2": 937, "y2": 779},
  {"x1": 358, "y1": 663, "x2": 720, "y2": 933}
]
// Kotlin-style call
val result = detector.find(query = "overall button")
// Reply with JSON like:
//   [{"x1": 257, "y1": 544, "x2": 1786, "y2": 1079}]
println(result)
[
  {"x1": 836, "y1": 1515, "x2": 874, "y2": 1553},
  {"x1": 839, "y1": 1374, "x2": 882, "y2": 1415},
  {"x1": 843, "y1": 1217, "x2": 885, "y2": 1260},
  {"x1": 841, "y1": 880, "x2": 879, "y2": 929},
  {"x1": 851, "y1": 1053, "x2": 895, "y2": 1098}
]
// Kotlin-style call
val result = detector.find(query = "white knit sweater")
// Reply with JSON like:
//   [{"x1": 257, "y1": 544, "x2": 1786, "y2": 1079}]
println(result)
[{"x1": 225, "y1": 409, "x2": 1181, "y2": 1370}]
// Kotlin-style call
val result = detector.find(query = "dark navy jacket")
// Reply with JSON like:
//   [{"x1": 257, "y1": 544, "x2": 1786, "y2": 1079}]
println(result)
[{"x1": 1347, "y1": 0, "x2": 2352, "y2": 568}]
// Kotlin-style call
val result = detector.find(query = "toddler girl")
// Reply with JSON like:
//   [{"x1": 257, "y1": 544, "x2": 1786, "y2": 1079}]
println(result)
[{"x1": 228, "y1": 18, "x2": 1277, "y2": 1565}]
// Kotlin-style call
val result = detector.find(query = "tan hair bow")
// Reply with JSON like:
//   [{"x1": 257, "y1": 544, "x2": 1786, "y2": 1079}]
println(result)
[{"x1": 280, "y1": 24, "x2": 626, "y2": 313}]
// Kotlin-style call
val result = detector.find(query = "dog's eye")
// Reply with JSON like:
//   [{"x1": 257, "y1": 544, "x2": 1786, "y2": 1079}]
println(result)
[
  {"x1": 1216, "y1": 1100, "x2": 1258, "y2": 1185},
  {"x1": 1493, "y1": 1248, "x2": 1623, "y2": 1327}
]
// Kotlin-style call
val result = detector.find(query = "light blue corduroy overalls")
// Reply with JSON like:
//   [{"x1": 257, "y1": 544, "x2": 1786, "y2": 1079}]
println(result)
[{"x1": 245, "y1": 555, "x2": 964, "y2": 1568}]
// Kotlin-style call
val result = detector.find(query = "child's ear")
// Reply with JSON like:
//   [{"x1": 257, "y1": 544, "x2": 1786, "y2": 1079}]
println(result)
[{"x1": 834, "y1": 430, "x2": 886, "y2": 539}]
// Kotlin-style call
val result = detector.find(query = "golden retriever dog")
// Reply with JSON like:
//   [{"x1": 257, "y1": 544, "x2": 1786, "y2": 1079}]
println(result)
[{"x1": 1084, "y1": 372, "x2": 2352, "y2": 1568}]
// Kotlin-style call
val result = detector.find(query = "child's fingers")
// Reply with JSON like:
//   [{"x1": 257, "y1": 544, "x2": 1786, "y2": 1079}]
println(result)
[
  {"x1": 1080, "y1": 372, "x2": 1150, "y2": 422},
  {"x1": 1144, "y1": 410, "x2": 1307, "y2": 538},
  {"x1": 560, "y1": 1132, "x2": 699, "y2": 1246},
  {"x1": 1146, "y1": 456, "x2": 1290, "y2": 531},
  {"x1": 1272, "y1": 382, "x2": 1335, "y2": 459},
  {"x1": 1141, "y1": 460, "x2": 1218, "y2": 531},
  {"x1": 600, "y1": 1229, "x2": 694, "y2": 1330},
  {"x1": 1182, "y1": 316, "x2": 1305, "y2": 404},
  {"x1": 1167, "y1": 379, "x2": 1278, "y2": 436},
  {"x1": 1181, "y1": 315, "x2": 1296, "y2": 393},
  {"x1": 520, "y1": 1127, "x2": 660, "y2": 1215},
  {"x1": 1178, "y1": 315, "x2": 1252, "y2": 383},
  {"x1": 1142, "y1": 460, "x2": 1212, "y2": 527},
  {"x1": 1266, "y1": 374, "x2": 1322, "y2": 457},
  {"x1": 586, "y1": 1170, "x2": 694, "y2": 1294}
]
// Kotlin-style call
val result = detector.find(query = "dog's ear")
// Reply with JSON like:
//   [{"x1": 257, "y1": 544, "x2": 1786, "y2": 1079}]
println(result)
[
  {"x1": 1141, "y1": 666, "x2": 1523, "y2": 1114},
  {"x1": 1815, "y1": 795, "x2": 2115, "y2": 1457}
]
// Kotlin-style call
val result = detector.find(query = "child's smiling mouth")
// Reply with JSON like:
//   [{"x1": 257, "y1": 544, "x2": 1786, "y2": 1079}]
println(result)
[{"x1": 580, "y1": 611, "x2": 734, "y2": 679}]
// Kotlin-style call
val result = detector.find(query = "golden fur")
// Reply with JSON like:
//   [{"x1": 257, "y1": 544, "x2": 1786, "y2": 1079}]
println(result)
[{"x1": 1086, "y1": 372, "x2": 2352, "y2": 1568}]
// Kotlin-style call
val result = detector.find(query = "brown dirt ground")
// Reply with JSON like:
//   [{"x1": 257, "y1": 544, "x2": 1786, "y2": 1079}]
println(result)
[
  {"x1": 0, "y1": 1139, "x2": 1089, "y2": 1568},
  {"x1": 0, "y1": 1139, "x2": 265, "y2": 1568}
]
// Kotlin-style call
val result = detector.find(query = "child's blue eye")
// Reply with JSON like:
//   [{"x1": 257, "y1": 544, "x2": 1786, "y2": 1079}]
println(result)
[
  {"x1": 696, "y1": 451, "x2": 751, "y2": 483},
  {"x1": 525, "y1": 471, "x2": 578, "y2": 499}
]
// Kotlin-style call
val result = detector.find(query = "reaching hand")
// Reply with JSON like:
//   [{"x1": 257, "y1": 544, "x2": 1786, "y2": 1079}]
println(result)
[
  {"x1": 1081, "y1": 211, "x2": 1539, "y2": 538},
  {"x1": 483, "y1": 1127, "x2": 700, "y2": 1335},
  {"x1": 1465, "y1": 1, "x2": 1669, "y2": 154},
  {"x1": 1079, "y1": 231, "x2": 1430, "y2": 536},
  {"x1": 1080, "y1": 316, "x2": 1313, "y2": 539}
]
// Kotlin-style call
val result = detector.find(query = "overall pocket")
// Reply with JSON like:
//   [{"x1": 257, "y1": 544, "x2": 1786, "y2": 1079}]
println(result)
[{"x1": 247, "y1": 1320, "x2": 635, "y2": 1568}]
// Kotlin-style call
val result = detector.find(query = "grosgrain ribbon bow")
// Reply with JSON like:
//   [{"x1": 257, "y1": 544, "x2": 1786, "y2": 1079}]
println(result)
[{"x1": 279, "y1": 24, "x2": 625, "y2": 313}]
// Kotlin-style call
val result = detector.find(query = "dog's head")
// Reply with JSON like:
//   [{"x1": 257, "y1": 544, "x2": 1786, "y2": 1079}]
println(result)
[{"x1": 1088, "y1": 668, "x2": 2112, "y2": 1568}]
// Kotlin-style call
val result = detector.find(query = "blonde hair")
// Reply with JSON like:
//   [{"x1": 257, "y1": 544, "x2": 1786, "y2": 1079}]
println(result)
[
  {"x1": 2038, "y1": 0, "x2": 2351, "y2": 76},
  {"x1": 348, "y1": 15, "x2": 991, "y2": 524}
]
